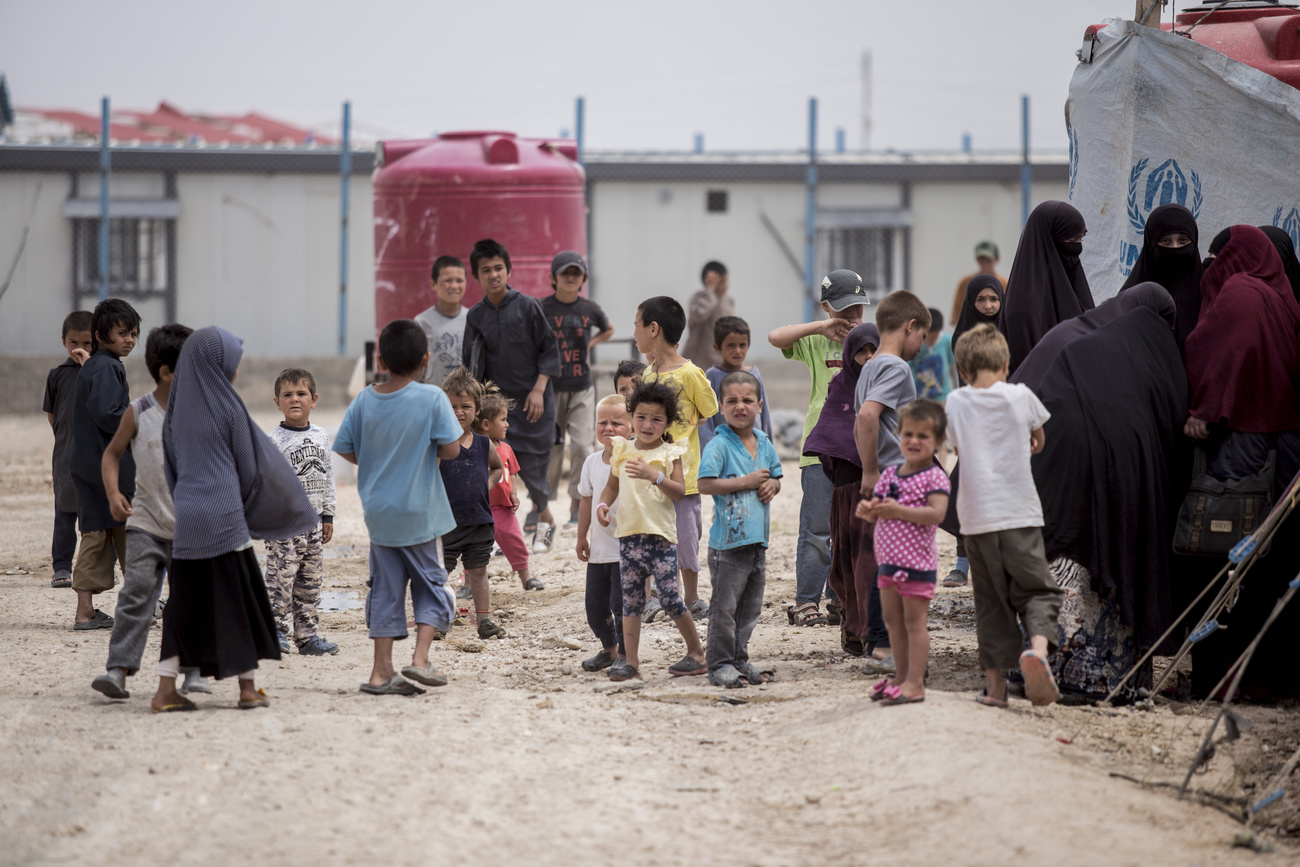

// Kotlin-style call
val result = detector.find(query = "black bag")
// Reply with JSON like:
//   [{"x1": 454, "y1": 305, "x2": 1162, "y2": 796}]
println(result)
[{"x1": 1172, "y1": 447, "x2": 1275, "y2": 557}]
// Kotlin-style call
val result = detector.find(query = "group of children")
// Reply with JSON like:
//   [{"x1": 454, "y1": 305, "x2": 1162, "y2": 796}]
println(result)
[{"x1": 49, "y1": 244, "x2": 1064, "y2": 709}]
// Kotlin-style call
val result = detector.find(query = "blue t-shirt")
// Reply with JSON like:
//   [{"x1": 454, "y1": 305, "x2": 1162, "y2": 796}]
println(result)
[
  {"x1": 333, "y1": 383, "x2": 463, "y2": 548},
  {"x1": 698, "y1": 425, "x2": 783, "y2": 550},
  {"x1": 439, "y1": 432, "x2": 493, "y2": 527},
  {"x1": 699, "y1": 366, "x2": 774, "y2": 448}
]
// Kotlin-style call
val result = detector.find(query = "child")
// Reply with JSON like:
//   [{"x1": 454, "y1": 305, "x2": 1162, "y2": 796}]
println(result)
[
  {"x1": 855, "y1": 399, "x2": 951, "y2": 705},
  {"x1": 802, "y1": 322, "x2": 879, "y2": 656},
  {"x1": 854, "y1": 290, "x2": 931, "y2": 659},
  {"x1": 69, "y1": 298, "x2": 142, "y2": 630},
  {"x1": 463, "y1": 238, "x2": 562, "y2": 552},
  {"x1": 700, "y1": 316, "x2": 773, "y2": 448},
  {"x1": 475, "y1": 391, "x2": 541, "y2": 595},
  {"x1": 683, "y1": 260, "x2": 733, "y2": 369},
  {"x1": 946, "y1": 324, "x2": 1062, "y2": 708},
  {"x1": 265, "y1": 368, "x2": 339, "y2": 656},
  {"x1": 576, "y1": 394, "x2": 633, "y2": 673},
  {"x1": 92, "y1": 324, "x2": 212, "y2": 700},
  {"x1": 441, "y1": 367, "x2": 514, "y2": 640},
  {"x1": 766, "y1": 270, "x2": 867, "y2": 626},
  {"x1": 45, "y1": 310, "x2": 93, "y2": 588},
  {"x1": 909, "y1": 308, "x2": 956, "y2": 402},
  {"x1": 150, "y1": 326, "x2": 319, "y2": 713},
  {"x1": 335, "y1": 319, "x2": 464, "y2": 696},
  {"x1": 636, "y1": 296, "x2": 718, "y2": 618},
  {"x1": 614, "y1": 360, "x2": 646, "y2": 401},
  {"x1": 541, "y1": 251, "x2": 615, "y2": 526},
  {"x1": 698, "y1": 371, "x2": 783, "y2": 688},
  {"x1": 596, "y1": 382, "x2": 707, "y2": 680},
  {"x1": 416, "y1": 255, "x2": 469, "y2": 387}
]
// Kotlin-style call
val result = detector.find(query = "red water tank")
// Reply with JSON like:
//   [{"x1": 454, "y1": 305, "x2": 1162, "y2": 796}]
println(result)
[
  {"x1": 1162, "y1": 1, "x2": 1300, "y2": 89},
  {"x1": 372, "y1": 131, "x2": 587, "y2": 330}
]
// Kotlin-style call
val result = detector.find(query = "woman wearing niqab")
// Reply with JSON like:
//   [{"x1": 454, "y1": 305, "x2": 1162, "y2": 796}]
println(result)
[
  {"x1": 1121, "y1": 204, "x2": 1203, "y2": 349},
  {"x1": 999, "y1": 201, "x2": 1095, "y2": 373}
]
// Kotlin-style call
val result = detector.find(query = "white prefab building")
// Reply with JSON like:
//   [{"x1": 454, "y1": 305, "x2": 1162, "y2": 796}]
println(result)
[
  {"x1": 582, "y1": 153, "x2": 1070, "y2": 360},
  {"x1": 0, "y1": 146, "x2": 375, "y2": 357}
]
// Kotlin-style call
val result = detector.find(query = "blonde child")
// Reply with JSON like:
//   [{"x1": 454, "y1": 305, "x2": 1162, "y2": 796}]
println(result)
[
  {"x1": 596, "y1": 382, "x2": 707, "y2": 681},
  {"x1": 475, "y1": 391, "x2": 542, "y2": 593},
  {"x1": 636, "y1": 296, "x2": 718, "y2": 619},
  {"x1": 856, "y1": 399, "x2": 951, "y2": 705},
  {"x1": 576, "y1": 394, "x2": 632, "y2": 674}
]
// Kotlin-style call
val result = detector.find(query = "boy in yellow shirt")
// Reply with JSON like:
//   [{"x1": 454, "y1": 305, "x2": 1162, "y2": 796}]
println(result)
[{"x1": 635, "y1": 295, "x2": 718, "y2": 619}]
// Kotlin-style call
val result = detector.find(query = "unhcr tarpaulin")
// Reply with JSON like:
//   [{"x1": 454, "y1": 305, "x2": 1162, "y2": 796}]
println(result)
[{"x1": 1066, "y1": 18, "x2": 1300, "y2": 301}]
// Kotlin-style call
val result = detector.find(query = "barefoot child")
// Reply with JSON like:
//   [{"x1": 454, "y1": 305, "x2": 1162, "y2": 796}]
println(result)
[
  {"x1": 151, "y1": 326, "x2": 319, "y2": 712},
  {"x1": 93, "y1": 324, "x2": 212, "y2": 701},
  {"x1": 698, "y1": 371, "x2": 782, "y2": 688},
  {"x1": 596, "y1": 382, "x2": 707, "y2": 680},
  {"x1": 637, "y1": 296, "x2": 719, "y2": 619},
  {"x1": 334, "y1": 319, "x2": 464, "y2": 695},
  {"x1": 576, "y1": 394, "x2": 631, "y2": 674},
  {"x1": 44, "y1": 311, "x2": 93, "y2": 589},
  {"x1": 855, "y1": 399, "x2": 951, "y2": 705},
  {"x1": 265, "y1": 368, "x2": 339, "y2": 657},
  {"x1": 946, "y1": 324, "x2": 1063, "y2": 708},
  {"x1": 475, "y1": 391, "x2": 541, "y2": 595}
]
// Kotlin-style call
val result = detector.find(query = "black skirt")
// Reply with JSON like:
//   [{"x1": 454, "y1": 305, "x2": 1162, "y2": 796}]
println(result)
[{"x1": 161, "y1": 547, "x2": 282, "y2": 680}]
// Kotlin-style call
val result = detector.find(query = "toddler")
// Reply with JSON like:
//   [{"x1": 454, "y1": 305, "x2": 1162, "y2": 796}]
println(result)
[
  {"x1": 45, "y1": 310, "x2": 93, "y2": 588},
  {"x1": 596, "y1": 382, "x2": 707, "y2": 680},
  {"x1": 856, "y1": 399, "x2": 951, "y2": 705},
  {"x1": 475, "y1": 390, "x2": 542, "y2": 593}
]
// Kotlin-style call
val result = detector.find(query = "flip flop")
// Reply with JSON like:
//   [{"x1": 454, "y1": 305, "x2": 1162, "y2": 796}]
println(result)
[
  {"x1": 151, "y1": 696, "x2": 198, "y2": 714},
  {"x1": 976, "y1": 688, "x2": 1009, "y2": 708},
  {"x1": 1019, "y1": 651, "x2": 1060, "y2": 707},
  {"x1": 74, "y1": 609, "x2": 113, "y2": 631},
  {"x1": 736, "y1": 662, "x2": 775, "y2": 685},
  {"x1": 359, "y1": 676, "x2": 425, "y2": 696},
  {"x1": 869, "y1": 677, "x2": 893, "y2": 701},
  {"x1": 238, "y1": 688, "x2": 271, "y2": 710},
  {"x1": 878, "y1": 685, "x2": 926, "y2": 706},
  {"x1": 401, "y1": 664, "x2": 448, "y2": 687}
]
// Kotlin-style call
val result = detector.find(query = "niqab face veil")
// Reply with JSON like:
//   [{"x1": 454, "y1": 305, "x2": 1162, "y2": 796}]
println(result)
[{"x1": 1121, "y1": 204, "x2": 1203, "y2": 349}]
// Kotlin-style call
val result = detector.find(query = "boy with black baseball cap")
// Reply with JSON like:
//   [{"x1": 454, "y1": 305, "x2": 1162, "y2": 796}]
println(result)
[{"x1": 766, "y1": 270, "x2": 868, "y2": 627}]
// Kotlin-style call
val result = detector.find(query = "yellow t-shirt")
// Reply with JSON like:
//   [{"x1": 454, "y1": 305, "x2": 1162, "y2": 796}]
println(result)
[
  {"x1": 643, "y1": 361, "x2": 718, "y2": 496},
  {"x1": 610, "y1": 436, "x2": 689, "y2": 541}
]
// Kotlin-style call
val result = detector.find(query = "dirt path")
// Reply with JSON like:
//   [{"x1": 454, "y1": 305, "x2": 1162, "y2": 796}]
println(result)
[{"x1": 0, "y1": 412, "x2": 1292, "y2": 866}]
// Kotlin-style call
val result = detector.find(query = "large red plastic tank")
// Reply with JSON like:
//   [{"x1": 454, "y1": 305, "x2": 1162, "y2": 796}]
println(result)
[{"x1": 372, "y1": 131, "x2": 586, "y2": 329}]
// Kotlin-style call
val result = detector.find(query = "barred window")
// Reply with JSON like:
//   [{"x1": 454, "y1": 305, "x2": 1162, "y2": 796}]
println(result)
[
  {"x1": 817, "y1": 226, "x2": 897, "y2": 302},
  {"x1": 706, "y1": 189, "x2": 728, "y2": 213},
  {"x1": 73, "y1": 218, "x2": 172, "y2": 297}
]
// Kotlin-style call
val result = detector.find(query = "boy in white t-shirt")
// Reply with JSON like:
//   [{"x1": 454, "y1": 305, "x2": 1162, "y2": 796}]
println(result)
[
  {"x1": 576, "y1": 394, "x2": 631, "y2": 675},
  {"x1": 946, "y1": 324, "x2": 1063, "y2": 709}
]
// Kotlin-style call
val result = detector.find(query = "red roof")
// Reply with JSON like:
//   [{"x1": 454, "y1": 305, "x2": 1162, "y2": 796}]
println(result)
[{"x1": 21, "y1": 101, "x2": 330, "y2": 145}]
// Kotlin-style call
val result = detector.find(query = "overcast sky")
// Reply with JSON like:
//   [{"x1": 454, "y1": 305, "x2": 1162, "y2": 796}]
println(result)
[{"x1": 3, "y1": 0, "x2": 1133, "y2": 152}]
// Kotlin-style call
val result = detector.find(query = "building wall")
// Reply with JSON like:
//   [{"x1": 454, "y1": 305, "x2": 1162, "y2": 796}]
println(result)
[{"x1": 0, "y1": 172, "x2": 75, "y2": 353}]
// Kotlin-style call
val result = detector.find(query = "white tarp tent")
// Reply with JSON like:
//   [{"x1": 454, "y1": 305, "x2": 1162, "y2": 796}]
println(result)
[{"x1": 1066, "y1": 18, "x2": 1300, "y2": 301}]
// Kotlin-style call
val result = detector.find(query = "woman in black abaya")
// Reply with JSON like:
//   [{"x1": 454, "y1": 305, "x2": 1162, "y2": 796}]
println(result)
[
  {"x1": 1121, "y1": 204, "x2": 1202, "y2": 349},
  {"x1": 999, "y1": 200, "x2": 1094, "y2": 373}
]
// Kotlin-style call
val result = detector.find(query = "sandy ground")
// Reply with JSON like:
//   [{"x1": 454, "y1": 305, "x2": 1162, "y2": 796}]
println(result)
[{"x1": 2, "y1": 410, "x2": 1298, "y2": 866}]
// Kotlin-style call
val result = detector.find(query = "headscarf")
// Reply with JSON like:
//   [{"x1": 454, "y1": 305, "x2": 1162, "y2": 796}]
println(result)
[
  {"x1": 803, "y1": 322, "x2": 880, "y2": 470},
  {"x1": 1259, "y1": 225, "x2": 1300, "y2": 308},
  {"x1": 1121, "y1": 204, "x2": 1203, "y2": 349},
  {"x1": 952, "y1": 274, "x2": 1004, "y2": 349},
  {"x1": 999, "y1": 200, "x2": 1095, "y2": 373},
  {"x1": 1032, "y1": 307, "x2": 1190, "y2": 649},
  {"x1": 1185, "y1": 226, "x2": 1300, "y2": 433},
  {"x1": 163, "y1": 326, "x2": 319, "y2": 559},
  {"x1": 1011, "y1": 282, "x2": 1176, "y2": 394},
  {"x1": 1204, "y1": 227, "x2": 1232, "y2": 272}
]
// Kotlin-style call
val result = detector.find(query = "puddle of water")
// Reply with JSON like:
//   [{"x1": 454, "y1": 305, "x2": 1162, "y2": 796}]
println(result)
[{"x1": 319, "y1": 590, "x2": 364, "y2": 612}]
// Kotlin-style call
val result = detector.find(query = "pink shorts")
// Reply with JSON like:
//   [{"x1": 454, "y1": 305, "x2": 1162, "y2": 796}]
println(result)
[
  {"x1": 492, "y1": 505, "x2": 529, "y2": 572},
  {"x1": 876, "y1": 566, "x2": 936, "y2": 600}
]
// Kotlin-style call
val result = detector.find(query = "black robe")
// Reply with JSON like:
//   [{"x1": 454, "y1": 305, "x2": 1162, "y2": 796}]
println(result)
[
  {"x1": 1032, "y1": 307, "x2": 1190, "y2": 650},
  {"x1": 1121, "y1": 203, "x2": 1203, "y2": 349}
]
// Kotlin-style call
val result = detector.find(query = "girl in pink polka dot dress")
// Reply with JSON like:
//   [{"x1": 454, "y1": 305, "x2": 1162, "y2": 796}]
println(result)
[{"x1": 856, "y1": 399, "x2": 951, "y2": 705}]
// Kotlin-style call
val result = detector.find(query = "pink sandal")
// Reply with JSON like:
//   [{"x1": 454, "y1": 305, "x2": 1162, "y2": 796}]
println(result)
[
  {"x1": 878, "y1": 683, "x2": 926, "y2": 706},
  {"x1": 869, "y1": 677, "x2": 892, "y2": 701}
]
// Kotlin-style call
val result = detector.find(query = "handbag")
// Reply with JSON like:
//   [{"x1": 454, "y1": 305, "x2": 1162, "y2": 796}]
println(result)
[{"x1": 1172, "y1": 446, "x2": 1275, "y2": 557}]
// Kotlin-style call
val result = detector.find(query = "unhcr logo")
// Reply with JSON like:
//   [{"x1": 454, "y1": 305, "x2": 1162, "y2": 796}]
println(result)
[
  {"x1": 1273, "y1": 207, "x2": 1300, "y2": 250},
  {"x1": 1119, "y1": 158, "x2": 1203, "y2": 277}
]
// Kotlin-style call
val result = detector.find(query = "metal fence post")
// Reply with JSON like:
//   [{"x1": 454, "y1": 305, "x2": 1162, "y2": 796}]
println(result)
[
  {"x1": 804, "y1": 97, "x2": 818, "y2": 322},
  {"x1": 575, "y1": 96, "x2": 585, "y2": 164},
  {"x1": 1021, "y1": 94, "x2": 1031, "y2": 228},
  {"x1": 338, "y1": 101, "x2": 351, "y2": 356},
  {"x1": 98, "y1": 96, "x2": 110, "y2": 302}
]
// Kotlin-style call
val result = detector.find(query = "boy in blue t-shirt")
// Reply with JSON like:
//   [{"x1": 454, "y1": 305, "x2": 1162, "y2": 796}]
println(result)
[
  {"x1": 697, "y1": 371, "x2": 783, "y2": 689},
  {"x1": 334, "y1": 319, "x2": 464, "y2": 696}
]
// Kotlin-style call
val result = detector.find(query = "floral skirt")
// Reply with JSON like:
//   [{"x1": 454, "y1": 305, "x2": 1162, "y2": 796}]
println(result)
[{"x1": 1048, "y1": 557, "x2": 1150, "y2": 703}]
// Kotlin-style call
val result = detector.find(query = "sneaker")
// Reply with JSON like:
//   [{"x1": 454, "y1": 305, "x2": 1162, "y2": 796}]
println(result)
[
  {"x1": 477, "y1": 618, "x2": 507, "y2": 640},
  {"x1": 180, "y1": 670, "x2": 214, "y2": 694},
  {"x1": 456, "y1": 584, "x2": 473, "y2": 600},
  {"x1": 532, "y1": 522, "x2": 555, "y2": 554},
  {"x1": 277, "y1": 633, "x2": 292, "y2": 654},
  {"x1": 51, "y1": 569, "x2": 72, "y2": 588},
  {"x1": 941, "y1": 569, "x2": 969, "y2": 588},
  {"x1": 299, "y1": 636, "x2": 340, "y2": 656},
  {"x1": 91, "y1": 669, "x2": 129, "y2": 699},
  {"x1": 582, "y1": 649, "x2": 616, "y2": 672}
]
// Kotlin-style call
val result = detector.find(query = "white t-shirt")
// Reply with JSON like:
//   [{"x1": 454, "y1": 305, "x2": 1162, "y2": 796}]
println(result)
[
  {"x1": 414, "y1": 304, "x2": 467, "y2": 387},
  {"x1": 945, "y1": 381, "x2": 1051, "y2": 536},
  {"x1": 577, "y1": 450, "x2": 620, "y2": 564}
]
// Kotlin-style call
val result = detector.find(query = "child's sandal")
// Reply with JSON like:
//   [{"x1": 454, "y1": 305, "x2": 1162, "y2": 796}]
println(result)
[{"x1": 869, "y1": 677, "x2": 892, "y2": 701}]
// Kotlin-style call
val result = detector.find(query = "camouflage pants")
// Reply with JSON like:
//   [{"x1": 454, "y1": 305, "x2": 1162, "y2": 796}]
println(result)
[{"x1": 264, "y1": 525, "x2": 324, "y2": 643}]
